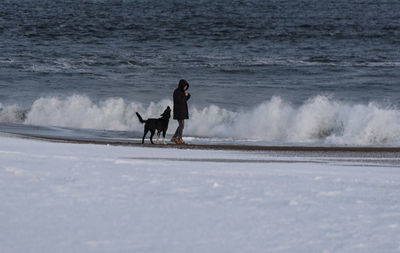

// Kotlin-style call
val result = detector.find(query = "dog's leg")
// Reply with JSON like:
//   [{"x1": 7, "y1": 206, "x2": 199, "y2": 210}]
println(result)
[
  {"x1": 150, "y1": 130, "x2": 155, "y2": 144},
  {"x1": 162, "y1": 130, "x2": 167, "y2": 144},
  {"x1": 156, "y1": 131, "x2": 160, "y2": 144},
  {"x1": 142, "y1": 127, "x2": 149, "y2": 144}
]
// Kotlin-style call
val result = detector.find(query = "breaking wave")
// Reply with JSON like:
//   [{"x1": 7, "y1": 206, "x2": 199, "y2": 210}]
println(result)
[{"x1": 1, "y1": 94, "x2": 400, "y2": 146}]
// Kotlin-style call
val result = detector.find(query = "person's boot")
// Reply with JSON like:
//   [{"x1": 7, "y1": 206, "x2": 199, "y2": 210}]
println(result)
[
  {"x1": 177, "y1": 138, "x2": 187, "y2": 145},
  {"x1": 170, "y1": 137, "x2": 178, "y2": 144}
]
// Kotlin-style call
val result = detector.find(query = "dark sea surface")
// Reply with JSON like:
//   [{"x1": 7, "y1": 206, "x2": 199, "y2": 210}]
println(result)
[{"x1": 1, "y1": 0, "x2": 400, "y2": 145}]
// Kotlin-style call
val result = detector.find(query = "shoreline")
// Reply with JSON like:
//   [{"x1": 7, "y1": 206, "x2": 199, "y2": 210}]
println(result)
[{"x1": 4, "y1": 133, "x2": 400, "y2": 153}]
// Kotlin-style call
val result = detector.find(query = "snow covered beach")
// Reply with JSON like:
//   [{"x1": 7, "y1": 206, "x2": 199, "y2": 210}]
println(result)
[{"x1": 1, "y1": 135, "x2": 400, "y2": 253}]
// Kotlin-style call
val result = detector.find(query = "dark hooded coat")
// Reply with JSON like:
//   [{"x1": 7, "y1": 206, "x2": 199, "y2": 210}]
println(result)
[{"x1": 173, "y1": 79, "x2": 191, "y2": 120}]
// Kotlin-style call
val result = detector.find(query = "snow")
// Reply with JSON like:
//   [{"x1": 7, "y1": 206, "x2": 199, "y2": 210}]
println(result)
[{"x1": 1, "y1": 135, "x2": 400, "y2": 253}]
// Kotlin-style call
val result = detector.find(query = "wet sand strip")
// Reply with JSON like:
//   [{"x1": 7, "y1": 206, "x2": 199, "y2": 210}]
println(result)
[
  {"x1": 123, "y1": 157, "x2": 326, "y2": 164},
  {"x1": 8, "y1": 133, "x2": 400, "y2": 153}
]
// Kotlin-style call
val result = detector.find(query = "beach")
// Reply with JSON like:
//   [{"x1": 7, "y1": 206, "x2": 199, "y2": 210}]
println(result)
[
  {"x1": 1, "y1": 0, "x2": 400, "y2": 252},
  {"x1": 1, "y1": 134, "x2": 400, "y2": 252}
]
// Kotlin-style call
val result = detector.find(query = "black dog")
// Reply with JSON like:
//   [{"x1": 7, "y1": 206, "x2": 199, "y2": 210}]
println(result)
[{"x1": 136, "y1": 106, "x2": 171, "y2": 144}]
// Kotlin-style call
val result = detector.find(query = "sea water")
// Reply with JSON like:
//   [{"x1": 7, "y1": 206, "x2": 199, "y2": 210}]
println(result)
[{"x1": 1, "y1": 0, "x2": 400, "y2": 145}]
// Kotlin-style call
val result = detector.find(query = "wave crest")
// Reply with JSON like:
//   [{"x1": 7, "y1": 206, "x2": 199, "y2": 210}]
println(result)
[
  {"x1": 0, "y1": 103, "x2": 26, "y2": 123},
  {"x1": 1, "y1": 95, "x2": 400, "y2": 146}
]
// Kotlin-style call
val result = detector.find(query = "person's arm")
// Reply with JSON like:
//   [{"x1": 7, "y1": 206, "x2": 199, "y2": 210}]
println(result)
[
  {"x1": 185, "y1": 92, "x2": 191, "y2": 101},
  {"x1": 174, "y1": 90, "x2": 186, "y2": 103}
]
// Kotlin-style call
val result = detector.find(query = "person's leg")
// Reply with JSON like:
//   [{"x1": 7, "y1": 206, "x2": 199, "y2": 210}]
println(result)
[
  {"x1": 173, "y1": 121, "x2": 180, "y2": 139},
  {"x1": 171, "y1": 120, "x2": 182, "y2": 143},
  {"x1": 177, "y1": 120, "x2": 184, "y2": 139},
  {"x1": 172, "y1": 120, "x2": 185, "y2": 143},
  {"x1": 177, "y1": 120, "x2": 186, "y2": 144},
  {"x1": 173, "y1": 120, "x2": 184, "y2": 138}
]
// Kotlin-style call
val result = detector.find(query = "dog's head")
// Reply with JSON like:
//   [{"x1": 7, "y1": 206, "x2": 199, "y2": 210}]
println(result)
[{"x1": 161, "y1": 106, "x2": 171, "y2": 118}]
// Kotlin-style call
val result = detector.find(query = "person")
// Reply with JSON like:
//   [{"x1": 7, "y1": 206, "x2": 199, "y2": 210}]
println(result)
[{"x1": 171, "y1": 79, "x2": 191, "y2": 144}]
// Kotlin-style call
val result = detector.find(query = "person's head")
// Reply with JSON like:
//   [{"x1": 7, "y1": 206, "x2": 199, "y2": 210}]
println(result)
[{"x1": 179, "y1": 79, "x2": 189, "y2": 91}]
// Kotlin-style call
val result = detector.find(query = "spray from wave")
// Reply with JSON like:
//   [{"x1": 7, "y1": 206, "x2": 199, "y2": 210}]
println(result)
[
  {"x1": 1, "y1": 94, "x2": 400, "y2": 146},
  {"x1": 0, "y1": 103, "x2": 27, "y2": 123}
]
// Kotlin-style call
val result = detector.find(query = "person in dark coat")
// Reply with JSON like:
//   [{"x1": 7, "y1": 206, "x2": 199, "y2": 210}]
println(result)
[{"x1": 171, "y1": 79, "x2": 191, "y2": 144}]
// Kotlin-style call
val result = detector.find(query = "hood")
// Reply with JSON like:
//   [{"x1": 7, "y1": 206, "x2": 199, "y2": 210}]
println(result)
[{"x1": 178, "y1": 79, "x2": 189, "y2": 91}]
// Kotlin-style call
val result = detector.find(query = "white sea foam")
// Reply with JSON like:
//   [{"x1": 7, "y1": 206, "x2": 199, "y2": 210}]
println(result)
[
  {"x1": 188, "y1": 96, "x2": 400, "y2": 145},
  {"x1": 24, "y1": 95, "x2": 171, "y2": 132},
  {"x1": 1, "y1": 95, "x2": 400, "y2": 145},
  {"x1": 0, "y1": 103, "x2": 25, "y2": 123}
]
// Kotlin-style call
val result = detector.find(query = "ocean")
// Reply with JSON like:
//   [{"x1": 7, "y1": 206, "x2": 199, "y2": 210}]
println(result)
[{"x1": 1, "y1": 0, "x2": 400, "y2": 146}]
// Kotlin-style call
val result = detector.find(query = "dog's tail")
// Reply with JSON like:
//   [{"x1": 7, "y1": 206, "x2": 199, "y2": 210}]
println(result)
[{"x1": 136, "y1": 112, "x2": 147, "y2": 124}]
